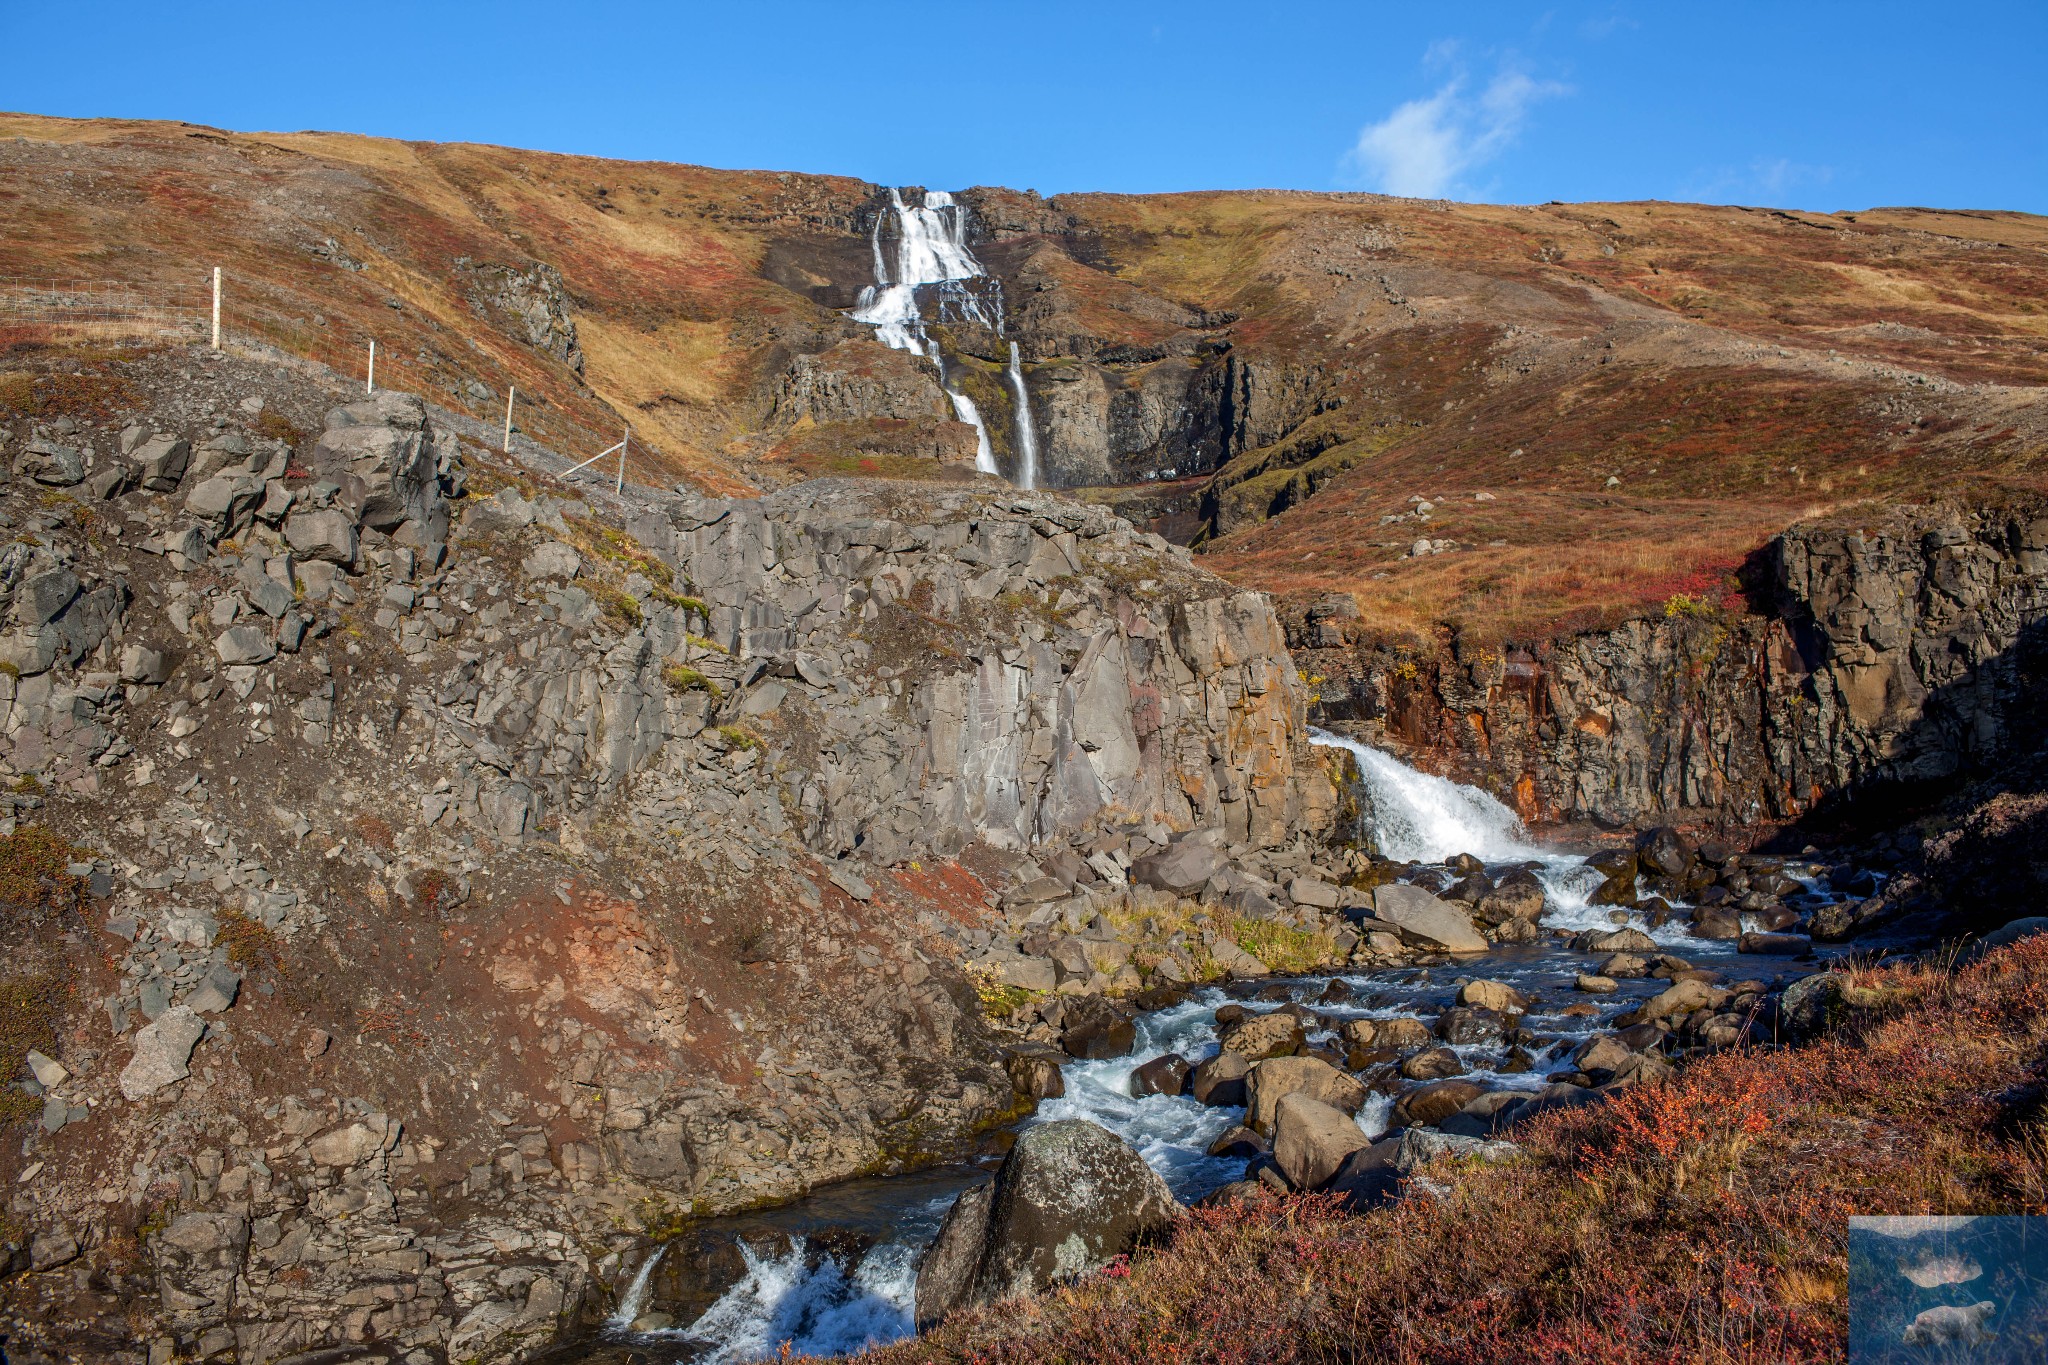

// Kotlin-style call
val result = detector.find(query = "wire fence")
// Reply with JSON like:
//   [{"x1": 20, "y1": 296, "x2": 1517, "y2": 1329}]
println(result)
[
  {"x1": 0, "y1": 278, "x2": 210, "y2": 345},
  {"x1": 0, "y1": 269, "x2": 657, "y2": 498}
]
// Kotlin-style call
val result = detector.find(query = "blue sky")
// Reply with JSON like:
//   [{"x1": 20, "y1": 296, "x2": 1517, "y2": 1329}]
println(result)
[{"x1": 4, "y1": 2, "x2": 2043, "y2": 212}]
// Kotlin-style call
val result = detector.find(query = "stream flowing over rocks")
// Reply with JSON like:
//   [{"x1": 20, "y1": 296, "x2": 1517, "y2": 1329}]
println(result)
[
  {"x1": 0, "y1": 343, "x2": 2033, "y2": 1365},
  {"x1": 562, "y1": 725, "x2": 1873, "y2": 1363}
]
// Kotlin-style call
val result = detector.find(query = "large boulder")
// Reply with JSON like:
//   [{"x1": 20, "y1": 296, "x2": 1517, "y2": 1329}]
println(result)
[
  {"x1": 1635, "y1": 826, "x2": 1695, "y2": 879},
  {"x1": 1474, "y1": 869, "x2": 1547, "y2": 924},
  {"x1": 134, "y1": 433, "x2": 191, "y2": 492},
  {"x1": 1371, "y1": 1016, "x2": 1434, "y2": 1052},
  {"x1": 1245, "y1": 1056, "x2": 1367, "y2": 1135},
  {"x1": 1130, "y1": 840, "x2": 1228, "y2": 895},
  {"x1": 214, "y1": 625, "x2": 276, "y2": 666},
  {"x1": 1572, "y1": 926, "x2": 1658, "y2": 954},
  {"x1": 1059, "y1": 998, "x2": 1136, "y2": 1060},
  {"x1": 1373, "y1": 884, "x2": 1487, "y2": 953},
  {"x1": 1330, "y1": 1127, "x2": 1525, "y2": 1208},
  {"x1": 1129, "y1": 1054, "x2": 1191, "y2": 1098},
  {"x1": 1457, "y1": 979, "x2": 1528, "y2": 1014},
  {"x1": 915, "y1": 1119, "x2": 1179, "y2": 1330},
  {"x1": 1272, "y1": 1094, "x2": 1372, "y2": 1191},
  {"x1": 284, "y1": 507, "x2": 360, "y2": 568},
  {"x1": 1393, "y1": 1079, "x2": 1486, "y2": 1128},
  {"x1": 184, "y1": 474, "x2": 265, "y2": 538},
  {"x1": 1634, "y1": 978, "x2": 1728, "y2": 1023},
  {"x1": 1399, "y1": 1046, "x2": 1466, "y2": 1081},
  {"x1": 17, "y1": 438, "x2": 85, "y2": 486},
  {"x1": 1218, "y1": 1010, "x2": 1304, "y2": 1060},
  {"x1": 1189, "y1": 1051, "x2": 1250, "y2": 1107},
  {"x1": 1004, "y1": 1045, "x2": 1067, "y2": 1101},
  {"x1": 1778, "y1": 972, "x2": 1847, "y2": 1039},
  {"x1": 313, "y1": 392, "x2": 452, "y2": 545}
]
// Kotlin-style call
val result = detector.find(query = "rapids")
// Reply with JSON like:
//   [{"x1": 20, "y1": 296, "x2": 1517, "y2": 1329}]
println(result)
[{"x1": 575, "y1": 737, "x2": 1841, "y2": 1362}]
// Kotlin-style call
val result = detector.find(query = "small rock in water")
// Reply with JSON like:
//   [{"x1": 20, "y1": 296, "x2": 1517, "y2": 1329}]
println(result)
[
  {"x1": 1574, "y1": 973, "x2": 1618, "y2": 994},
  {"x1": 1129, "y1": 1053, "x2": 1191, "y2": 1098}
]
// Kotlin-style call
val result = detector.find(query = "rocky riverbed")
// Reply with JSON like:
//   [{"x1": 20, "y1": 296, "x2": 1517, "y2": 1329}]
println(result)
[
  {"x1": 0, "y1": 339, "x2": 2021, "y2": 1365},
  {"x1": 548, "y1": 736, "x2": 1872, "y2": 1363}
]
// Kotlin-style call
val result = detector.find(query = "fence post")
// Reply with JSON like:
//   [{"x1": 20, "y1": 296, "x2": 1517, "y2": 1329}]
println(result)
[
  {"x1": 503, "y1": 386, "x2": 516, "y2": 454},
  {"x1": 367, "y1": 340, "x2": 376, "y2": 395},
  {"x1": 211, "y1": 267, "x2": 221, "y2": 351},
  {"x1": 617, "y1": 424, "x2": 628, "y2": 495}
]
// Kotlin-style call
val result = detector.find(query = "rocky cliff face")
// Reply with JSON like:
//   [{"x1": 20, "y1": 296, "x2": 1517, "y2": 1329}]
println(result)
[
  {"x1": 0, "y1": 343, "x2": 1336, "y2": 1364},
  {"x1": 1301, "y1": 502, "x2": 2048, "y2": 832}
]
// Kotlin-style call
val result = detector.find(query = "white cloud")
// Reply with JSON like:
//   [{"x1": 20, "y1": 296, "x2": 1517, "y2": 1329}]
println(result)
[
  {"x1": 1682, "y1": 157, "x2": 1836, "y2": 206},
  {"x1": 1344, "y1": 63, "x2": 1570, "y2": 199}
]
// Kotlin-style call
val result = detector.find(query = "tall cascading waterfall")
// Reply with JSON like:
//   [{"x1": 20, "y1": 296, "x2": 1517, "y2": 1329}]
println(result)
[
  {"x1": 850, "y1": 188, "x2": 1039, "y2": 485},
  {"x1": 1006, "y1": 341, "x2": 1040, "y2": 491}
]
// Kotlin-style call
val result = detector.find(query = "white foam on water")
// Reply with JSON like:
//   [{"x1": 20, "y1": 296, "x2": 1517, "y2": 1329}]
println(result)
[
  {"x1": 850, "y1": 188, "x2": 1002, "y2": 475},
  {"x1": 1031, "y1": 992, "x2": 1244, "y2": 1202},
  {"x1": 947, "y1": 388, "x2": 998, "y2": 476},
  {"x1": 656, "y1": 1236, "x2": 921, "y2": 1363},
  {"x1": 1355, "y1": 1092, "x2": 1395, "y2": 1140},
  {"x1": 1310, "y1": 728, "x2": 1651, "y2": 932},
  {"x1": 607, "y1": 1243, "x2": 666, "y2": 1330}
]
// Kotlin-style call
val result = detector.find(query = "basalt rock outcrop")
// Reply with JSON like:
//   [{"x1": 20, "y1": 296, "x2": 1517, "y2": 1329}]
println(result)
[
  {"x1": 0, "y1": 347, "x2": 1335, "y2": 1364},
  {"x1": 1304, "y1": 501, "x2": 2048, "y2": 832}
]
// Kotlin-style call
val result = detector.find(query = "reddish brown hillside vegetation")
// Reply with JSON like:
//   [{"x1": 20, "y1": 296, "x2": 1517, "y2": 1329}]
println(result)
[
  {"x1": 5, "y1": 112, "x2": 2045, "y2": 642},
  {"x1": 858, "y1": 938, "x2": 2048, "y2": 1365}
]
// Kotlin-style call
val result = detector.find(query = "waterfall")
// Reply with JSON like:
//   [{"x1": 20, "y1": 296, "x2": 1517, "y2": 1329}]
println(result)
[
  {"x1": 850, "y1": 188, "x2": 1020, "y2": 482},
  {"x1": 1006, "y1": 341, "x2": 1040, "y2": 491},
  {"x1": 606, "y1": 1244, "x2": 667, "y2": 1330},
  {"x1": 1308, "y1": 728, "x2": 1603, "y2": 920},
  {"x1": 948, "y1": 388, "x2": 997, "y2": 475}
]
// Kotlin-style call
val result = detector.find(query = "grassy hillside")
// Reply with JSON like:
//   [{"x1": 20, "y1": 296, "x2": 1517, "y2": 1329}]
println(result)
[{"x1": 5, "y1": 111, "x2": 2046, "y2": 642}]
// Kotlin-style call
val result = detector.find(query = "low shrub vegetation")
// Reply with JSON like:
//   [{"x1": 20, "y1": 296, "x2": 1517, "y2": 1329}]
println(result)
[
  {"x1": 0, "y1": 824, "x2": 86, "y2": 913},
  {"x1": 854, "y1": 937, "x2": 2048, "y2": 1365}
]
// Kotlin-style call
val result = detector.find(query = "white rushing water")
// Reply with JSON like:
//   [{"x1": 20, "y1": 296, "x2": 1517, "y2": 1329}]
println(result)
[
  {"x1": 851, "y1": 188, "x2": 1036, "y2": 482},
  {"x1": 1305, "y1": 728, "x2": 1631, "y2": 935},
  {"x1": 653, "y1": 1237, "x2": 923, "y2": 1364},
  {"x1": 607, "y1": 1244, "x2": 667, "y2": 1330},
  {"x1": 1005, "y1": 341, "x2": 1040, "y2": 490},
  {"x1": 635, "y1": 734, "x2": 1758, "y2": 1361}
]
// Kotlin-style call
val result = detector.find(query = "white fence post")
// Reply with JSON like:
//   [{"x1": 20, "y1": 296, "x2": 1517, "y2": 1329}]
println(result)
[
  {"x1": 367, "y1": 340, "x2": 376, "y2": 395},
  {"x1": 617, "y1": 425, "x2": 628, "y2": 495},
  {"x1": 210, "y1": 267, "x2": 221, "y2": 351},
  {"x1": 503, "y1": 386, "x2": 516, "y2": 453}
]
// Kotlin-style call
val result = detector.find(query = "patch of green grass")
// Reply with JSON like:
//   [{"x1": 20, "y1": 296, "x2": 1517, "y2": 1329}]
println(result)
[
  {"x1": 649, "y1": 588, "x2": 709, "y2": 616},
  {"x1": 563, "y1": 513, "x2": 677, "y2": 588},
  {"x1": 0, "y1": 824, "x2": 86, "y2": 914},
  {"x1": 0, "y1": 972, "x2": 62, "y2": 1124},
  {"x1": 716, "y1": 724, "x2": 761, "y2": 752},
  {"x1": 217, "y1": 907, "x2": 286, "y2": 978},
  {"x1": 592, "y1": 583, "x2": 642, "y2": 628},
  {"x1": 662, "y1": 664, "x2": 721, "y2": 697},
  {"x1": 962, "y1": 961, "x2": 1041, "y2": 1017},
  {"x1": 1230, "y1": 917, "x2": 1334, "y2": 975}
]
